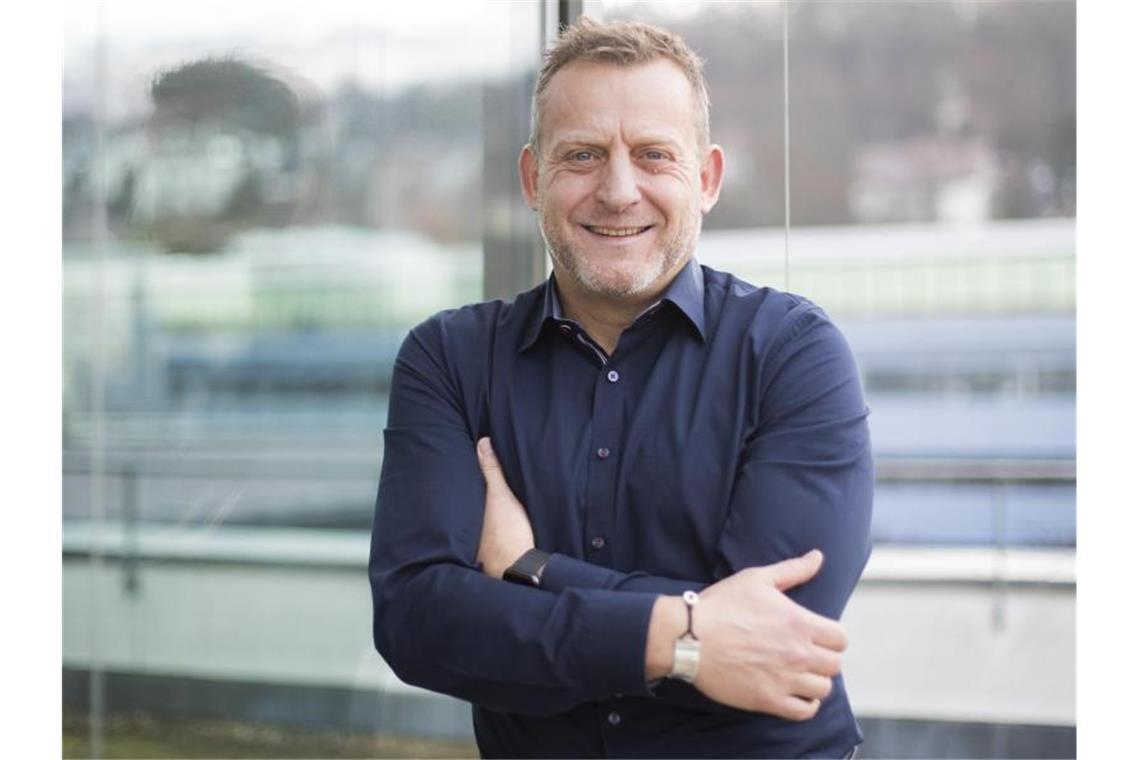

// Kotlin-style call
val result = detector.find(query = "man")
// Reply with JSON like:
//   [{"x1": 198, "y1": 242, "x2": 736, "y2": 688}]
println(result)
[{"x1": 370, "y1": 17, "x2": 872, "y2": 759}]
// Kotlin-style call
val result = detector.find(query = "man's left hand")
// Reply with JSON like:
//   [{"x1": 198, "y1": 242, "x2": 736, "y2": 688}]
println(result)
[{"x1": 476, "y1": 437, "x2": 536, "y2": 579}]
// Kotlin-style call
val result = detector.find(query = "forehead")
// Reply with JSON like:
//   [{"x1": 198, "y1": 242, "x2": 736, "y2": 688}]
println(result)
[{"x1": 539, "y1": 59, "x2": 699, "y2": 147}]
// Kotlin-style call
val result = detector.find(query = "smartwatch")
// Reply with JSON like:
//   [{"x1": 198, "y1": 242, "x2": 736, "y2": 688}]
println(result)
[{"x1": 503, "y1": 549, "x2": 552, "y2": 588}]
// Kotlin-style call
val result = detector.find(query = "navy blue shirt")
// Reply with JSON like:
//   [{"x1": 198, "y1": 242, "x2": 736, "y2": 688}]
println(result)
[{"x1": 369, "y1": 258, "x2": 873, "y2": 758}]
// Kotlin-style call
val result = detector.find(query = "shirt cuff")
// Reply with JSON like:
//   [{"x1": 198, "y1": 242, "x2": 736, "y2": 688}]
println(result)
[{"x1": 569, "y1": 588, "x2": 658, "y2": 697}]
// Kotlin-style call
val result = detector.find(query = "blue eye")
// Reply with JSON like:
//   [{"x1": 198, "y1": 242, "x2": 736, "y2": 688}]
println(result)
[{"x1": 571, "y1": 151, "x2": 594, "y2": 161}]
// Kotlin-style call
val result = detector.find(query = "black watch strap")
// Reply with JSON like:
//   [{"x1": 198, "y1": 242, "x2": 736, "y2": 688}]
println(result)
[{"x1": 503, "y1": 549, "x2": 552, "y2": 588}]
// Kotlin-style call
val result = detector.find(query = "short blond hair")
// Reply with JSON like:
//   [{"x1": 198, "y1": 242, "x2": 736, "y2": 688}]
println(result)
[{"x1": 529, "y1": 17, "x2": 711, "y2": 152}]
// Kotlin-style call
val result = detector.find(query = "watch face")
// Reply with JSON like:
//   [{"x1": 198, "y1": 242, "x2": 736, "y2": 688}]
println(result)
[
  {"x1": 671, "y1": 638, "x2": 701, "y2": 683},
  {"x1": 504, "y1": 550, "x2": 550, "y2": 587},
  {"x1": 504, "y1": 566, "x2": 541, "y2": 587}
]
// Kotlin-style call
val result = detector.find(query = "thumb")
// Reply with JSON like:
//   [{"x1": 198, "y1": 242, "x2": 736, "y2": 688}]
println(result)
[
  {"x1": 761, "y1": 549, "x2": 824, "y2": 592},
  {"x1": 476, "y1": 437, "x2": 505, "y2": 484}
]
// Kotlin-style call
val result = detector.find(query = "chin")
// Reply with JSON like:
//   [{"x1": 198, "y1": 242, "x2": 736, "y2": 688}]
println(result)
[
  {"x1": 546, "y1": 226, "x2": 691, "y2": 301},
  {"x1": 577, "y1": 262, "x2": 667, "y2": 299}
]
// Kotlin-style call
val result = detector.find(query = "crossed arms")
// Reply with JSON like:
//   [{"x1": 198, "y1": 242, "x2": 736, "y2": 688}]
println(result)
[
  {"x1": 476, "y1": 436, "x2": 849, "y2": 720},
  {"x1": 368, "y1": 304, "x2": 873, "y2": 719}
]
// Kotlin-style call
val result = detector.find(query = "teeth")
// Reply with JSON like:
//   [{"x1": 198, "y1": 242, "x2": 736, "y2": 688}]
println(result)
[{"x1": 588, "y1": 226, "x2": 648, "y2": 237}]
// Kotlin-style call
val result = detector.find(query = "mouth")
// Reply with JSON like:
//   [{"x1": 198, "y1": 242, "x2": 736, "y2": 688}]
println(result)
[{"x1": 582, "y1": 224, "x2": 654, "y2": 239}]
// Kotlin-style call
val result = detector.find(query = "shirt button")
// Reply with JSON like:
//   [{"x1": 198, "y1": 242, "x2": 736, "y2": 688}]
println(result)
[
  {"x1": 597, "y1": 447, "x2": 610, "y2": 459},
  {"x1": 559, "y1": 324, "x2": 572, "y2": 333},
  {"x1": 606, "y1": 370, "x2": 620, "y2": 383},
  {"x1": 591, "y1": 536, "x2": 606, "y2": 550},
  {"x1": 608, "y1": 711, "x2": 622, "y2": 726}
]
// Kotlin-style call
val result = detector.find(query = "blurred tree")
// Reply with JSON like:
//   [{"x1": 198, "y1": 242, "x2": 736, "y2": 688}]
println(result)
[{"x1": 609, "y1": 0, "x2": 1075, "y2": 228}]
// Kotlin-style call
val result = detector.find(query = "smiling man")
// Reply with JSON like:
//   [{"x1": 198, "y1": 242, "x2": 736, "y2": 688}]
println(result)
[
  {"x1": 370, "y1": 18, "x2": 872, "y2": 759},
  {"x1": 525, "y1": 56, "x2": 715, "y2": 309}
]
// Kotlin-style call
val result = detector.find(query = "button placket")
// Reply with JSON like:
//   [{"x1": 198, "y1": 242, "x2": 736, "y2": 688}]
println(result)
[{"x1": 584, "y1": 360, "x2": 622, "y2": 565}]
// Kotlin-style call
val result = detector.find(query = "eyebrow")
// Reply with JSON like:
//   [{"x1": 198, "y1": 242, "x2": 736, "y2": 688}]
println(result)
[{"x1": 549, "y1": 133, "x2": 685, "y2": 155}]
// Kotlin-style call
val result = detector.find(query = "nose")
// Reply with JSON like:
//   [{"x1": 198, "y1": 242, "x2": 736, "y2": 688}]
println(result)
[{"x1": 595, "y1": 153, "x2": 640, "y2": 211}]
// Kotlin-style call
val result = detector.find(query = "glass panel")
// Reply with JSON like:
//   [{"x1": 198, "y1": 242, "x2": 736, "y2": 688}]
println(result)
[
  {"x1": 63, "y1": 2, "x2": 539, "y2": 756},
  {"x1": 782, "y1": 1, "x2": 1075, "y2": 550}
]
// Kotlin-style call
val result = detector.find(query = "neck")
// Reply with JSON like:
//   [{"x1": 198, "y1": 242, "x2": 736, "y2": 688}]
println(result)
[{"x1": 553, "y1": 269, "x2": 678, "y2": 356}]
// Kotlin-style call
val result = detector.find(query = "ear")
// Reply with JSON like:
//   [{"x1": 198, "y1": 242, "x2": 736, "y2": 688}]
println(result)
[
  {"x1": 699, "y1": 144, "x2": 726, "y2": 215},
  {"x1": 519, "y1": 145, "x2": 540, "y2": 210}
]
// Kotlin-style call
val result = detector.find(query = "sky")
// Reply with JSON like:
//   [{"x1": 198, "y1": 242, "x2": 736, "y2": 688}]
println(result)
[
  {"x1": 63, "y1": 0, "x2": 537, "y2": 119},
  {"x1": 58, "y1": 0, "x2": 860, "y2": 122}
]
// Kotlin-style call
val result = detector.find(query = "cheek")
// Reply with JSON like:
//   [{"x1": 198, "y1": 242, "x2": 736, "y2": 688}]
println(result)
[
  {"x1": 543, "y1": 174, "x2": 595, "y2": 215},
  {"x1": 647, "y1": 182, "x2": 699, "y2": 221}
]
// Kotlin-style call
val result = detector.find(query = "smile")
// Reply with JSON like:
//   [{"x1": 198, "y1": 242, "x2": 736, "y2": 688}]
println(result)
[{"x1": 583, "y1": 225, "x2": 653, "y2": 238}]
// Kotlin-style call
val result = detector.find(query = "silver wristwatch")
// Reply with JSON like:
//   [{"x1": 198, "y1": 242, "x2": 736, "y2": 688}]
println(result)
[{"x1": 668, "y1": 590, "x2": 701, "y2": 683}]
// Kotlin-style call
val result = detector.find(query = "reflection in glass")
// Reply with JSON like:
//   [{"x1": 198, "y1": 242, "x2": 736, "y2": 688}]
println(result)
[{"x1": 63, "y1": 3, "x2": 538, "y2": 756}]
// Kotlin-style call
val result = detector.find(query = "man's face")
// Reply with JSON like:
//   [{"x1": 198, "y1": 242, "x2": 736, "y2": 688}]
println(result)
[{"x1": 520, "y1": 60, "x2": 724, "y2": 302}]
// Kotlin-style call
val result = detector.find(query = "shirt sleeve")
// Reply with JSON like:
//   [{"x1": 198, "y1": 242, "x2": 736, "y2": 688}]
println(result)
[
  {"x1": 530, "y1": 303, "x2": 874, "y2": 713},
  {"x1": 540, "y1": 552, "x2": 704, "y2": 596},
  {"x1": 369, "y1": 319, "x2": 660, "y2": 716},
  {"x1": 713, "y1": 303, "x2": 874, "y2": 620}
]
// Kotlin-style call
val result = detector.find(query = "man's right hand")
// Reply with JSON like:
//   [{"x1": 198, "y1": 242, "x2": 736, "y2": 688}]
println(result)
[{"x1": 645, "y1": 550, "x2": 847, "y2": 721}]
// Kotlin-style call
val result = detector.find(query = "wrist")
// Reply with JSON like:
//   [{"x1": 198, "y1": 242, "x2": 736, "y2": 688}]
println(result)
[
  {"x1": 645, "y1": 595, "x2": 687, "y2": 681},
  {"x1": 487, "y1": 543, "x2": 534, "y2": 579}
]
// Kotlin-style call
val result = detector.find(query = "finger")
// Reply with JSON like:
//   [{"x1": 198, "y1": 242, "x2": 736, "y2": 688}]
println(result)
[
  {"x1": 476, "y1": 437, "x2": 505, "y2": 481},
  {"x1": 759, "y1": 549, "x2": 823, "y2": 592},
  {"x1": 806, "y1": 613, "x2": 848, "y2": 653},
  {"x1": 806, "y1": 645, "x2": 843, "y2": 678},
  {"x1": 772, "y1": 695, "x2": 821, "y2": 722},
  {"x1": 789, "y1": 672, "x2": 833, "y2": 701}
]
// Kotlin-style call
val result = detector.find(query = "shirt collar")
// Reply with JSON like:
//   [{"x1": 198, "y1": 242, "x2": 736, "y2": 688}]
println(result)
[
  {"x1": 656, "y1": 256, "x2": 707, "y2": 340},
  {"x1": 518, "y1": 257, "x2": 707, "y2": 353}
]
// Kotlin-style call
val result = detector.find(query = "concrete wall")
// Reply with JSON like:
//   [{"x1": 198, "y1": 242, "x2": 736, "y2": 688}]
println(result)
[{"x1": 63, "y1": 523, "x2": 1075, "y2": 757}]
